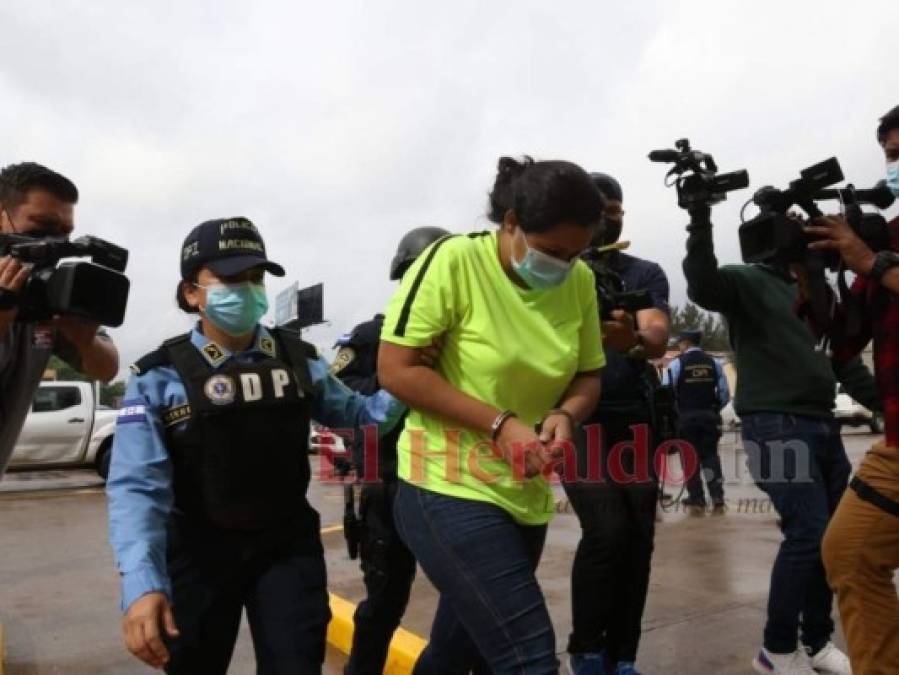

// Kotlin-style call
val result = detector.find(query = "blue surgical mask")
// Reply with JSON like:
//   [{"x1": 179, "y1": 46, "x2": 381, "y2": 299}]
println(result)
[
  {"x1": 200, "y1": 282, "x2": 269, "y2": 336},
  {"x1": 886, "y1": 160, "x2": 899, "y2": 198},
  {"x1": 510, "y1": 229, "x2": 573, "y2": 290}
]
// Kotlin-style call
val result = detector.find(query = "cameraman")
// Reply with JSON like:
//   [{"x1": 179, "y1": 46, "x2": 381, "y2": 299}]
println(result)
[
  {"x1": 682, "y1": 189, "x2": 856, "y2": 673},
  {"x1": 565, "y1": 173, "x2": 670, "y2": 675},
  {"x1": 0, "y1": 163, "x2": 118, "y2": 475},
  {"x1": 807, "y1": 105, "x2": 899, "y2": 673}
]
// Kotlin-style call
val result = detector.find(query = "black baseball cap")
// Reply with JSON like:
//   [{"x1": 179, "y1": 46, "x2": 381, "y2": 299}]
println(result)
[
  {"x1": 180, "y1": 217, "x2": 285, "y2": 279},
  {"x1": 589, "y1": 172, "x2": 623, "y2": 203}
]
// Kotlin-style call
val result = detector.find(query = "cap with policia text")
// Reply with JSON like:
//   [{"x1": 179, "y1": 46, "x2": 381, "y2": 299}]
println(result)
[
  {"x1": 678, "y1": 329, "x2": 703, "y2": 344},
  {"x1": 180, "y1": 217, "x2": 285, "y2": 279}
]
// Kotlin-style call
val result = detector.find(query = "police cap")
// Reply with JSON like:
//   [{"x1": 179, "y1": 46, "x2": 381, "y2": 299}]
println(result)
[
  {"x1": 678, "y1": 329, "x2": 703, "y2": 345},
  {"x1": 181, "y1": 217, "x2": 285, "y2": 279}
]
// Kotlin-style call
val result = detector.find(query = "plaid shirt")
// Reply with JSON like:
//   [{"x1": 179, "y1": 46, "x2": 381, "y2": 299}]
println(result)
[{"x1": 832, "y1": 217, "x2": 899, "y2": 446}]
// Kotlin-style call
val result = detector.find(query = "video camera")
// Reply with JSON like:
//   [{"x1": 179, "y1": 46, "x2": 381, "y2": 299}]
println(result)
[
  {"x1": 738, "y1": 157, "x2": 895, "y2": 267},
  {"x1": 581, "y1": 247, "x2": 653, "y2": 320},
  {"x1": 649, "y1": 138, "x2": 750, "y2": 210},
  {"x1": 0, "y1": 234, "x2": 130, "y2": 326}
]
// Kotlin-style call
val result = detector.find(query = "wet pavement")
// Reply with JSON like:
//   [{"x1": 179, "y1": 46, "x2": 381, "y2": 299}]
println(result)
[{"x1": 0, "y1": 430, "x2": 886, "y2": 674}]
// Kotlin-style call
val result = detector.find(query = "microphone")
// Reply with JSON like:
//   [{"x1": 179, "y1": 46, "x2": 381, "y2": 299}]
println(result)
[
  {"x1": 814, "y1": 180, "x2": 895, "y2": 210},
  {"x1": 648, "y1": 149, "x2": 681, "y2": 163},
  {"x1": 861, "y1": 180, "x2": 896, "y2": 209}
]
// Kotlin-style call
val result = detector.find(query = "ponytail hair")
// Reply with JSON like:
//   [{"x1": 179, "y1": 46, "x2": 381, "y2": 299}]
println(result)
[
  {"x1": 176, "y1": 276, "x2": 200, "y2": 314},
  {"x1": 486, "y1": 155, "x2": 603, "y2": 233}
]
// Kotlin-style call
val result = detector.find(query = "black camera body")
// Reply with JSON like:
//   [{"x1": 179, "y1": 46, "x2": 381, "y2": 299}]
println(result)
[
  {"x1": 581, "y1": 249, "x2": 653, "y2": 320},
  {"x1": 649, "y1": 138, "x2": 750, "y2": 210},
  {"x1": 0, "y1": 234, "x2": 130, "y2": 326},
  {"x1": 739, "y1": 157, "x2": 895, "y2": 267}
]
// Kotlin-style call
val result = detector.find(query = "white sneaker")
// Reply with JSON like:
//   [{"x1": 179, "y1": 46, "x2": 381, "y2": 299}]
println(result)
[
  {"x1": 806, "y1": 642, "x2": 852, "y2": 675},
  {"x1": 752, "y1": 648, "x2": 817, "y2": 674}
]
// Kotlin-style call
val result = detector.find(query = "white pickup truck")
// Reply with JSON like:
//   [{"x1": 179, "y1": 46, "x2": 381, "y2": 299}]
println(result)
[{"x1": 9, "y1": 381, "x2": 117, "y2": 478}]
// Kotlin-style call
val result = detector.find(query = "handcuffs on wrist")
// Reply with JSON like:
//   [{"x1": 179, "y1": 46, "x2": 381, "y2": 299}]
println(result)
[{"x1": 490, "y1": 409, "x2": 518, "y2": 441}]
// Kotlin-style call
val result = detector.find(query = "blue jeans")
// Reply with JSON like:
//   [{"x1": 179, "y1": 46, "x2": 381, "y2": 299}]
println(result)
[
  {"x1": 393, "y1": 480, "x2": 558, "y2": 675},
  {"x1": 741, "y1": 413, "x2": 850, "y2": 654}
]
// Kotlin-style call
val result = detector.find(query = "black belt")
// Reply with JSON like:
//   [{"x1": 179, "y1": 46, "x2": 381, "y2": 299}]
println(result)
[{"x1": 850, "y1": 476, "x2": 899, "y2": 518}]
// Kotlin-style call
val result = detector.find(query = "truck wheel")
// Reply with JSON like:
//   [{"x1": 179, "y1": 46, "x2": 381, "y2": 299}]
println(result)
[
  {"x1": 870, "y1": 414, "x2": 885, "y2": 435},
  {"x1": 95, "y1": 438, "x2": 113, "y2": 480}
]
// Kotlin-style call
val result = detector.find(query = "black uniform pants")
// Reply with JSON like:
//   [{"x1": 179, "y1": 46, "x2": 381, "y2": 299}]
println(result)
[
  {"x1": 562, "y1": 413, "x2": 658, "y2": 663},
  {"x1": 679, "y1": 416, "x2": 724, "y2": 504},
  {"x1": 164, "y1": 516, "x2": 330, "y2": 675},
  {"x1": 345, "y1": 480, "x2": 417, "y2": 675}
]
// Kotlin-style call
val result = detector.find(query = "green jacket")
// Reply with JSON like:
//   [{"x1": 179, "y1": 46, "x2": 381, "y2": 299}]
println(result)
[{"x1": 683, "y1": 226, "x2": 844, "y2": 419}]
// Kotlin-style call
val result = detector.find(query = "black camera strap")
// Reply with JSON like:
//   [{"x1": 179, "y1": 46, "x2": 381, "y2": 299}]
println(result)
[{"x1": 850, "y1": 476, "x2": 899, "y2": 518}]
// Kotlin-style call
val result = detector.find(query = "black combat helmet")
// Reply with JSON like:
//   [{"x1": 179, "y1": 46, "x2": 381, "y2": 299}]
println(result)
[{"x1": 389, "y1": 226, "x2": 450, "y2": 280}]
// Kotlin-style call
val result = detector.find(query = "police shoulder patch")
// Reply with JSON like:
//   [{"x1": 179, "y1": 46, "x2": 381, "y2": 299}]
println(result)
[
  {"x1": 117, "y1": 400, "x2": 147, "y2": 425},
  {"x1": 201, "y1": 342, "x2": 227, "y2": 367},
  {"x1": 162, "y1": 404, "x2": 192, "y2": 427},
  {"x1": 259, "y1": 335, "x2": 276, "y2": 357},
  {"x1": 330, "y1": 347, "x2": 356, "y2": 375}
]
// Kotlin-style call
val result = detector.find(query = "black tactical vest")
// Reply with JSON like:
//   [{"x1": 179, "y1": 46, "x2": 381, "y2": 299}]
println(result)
[
  {"x1": 675, "y1": 349, "x2": 720, "y2": 415},
  {"x1": 141, "y1": 330, "x2": 317, "y2": 532}
]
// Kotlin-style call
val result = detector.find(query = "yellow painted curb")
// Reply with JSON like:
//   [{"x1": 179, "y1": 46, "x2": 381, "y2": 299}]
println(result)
[
  {"x1": 326, "y1": 593, "x2": 356, "y2": 655},
  {"x1": 326, "y1": 593, "x2": 426, "y2": 675}
]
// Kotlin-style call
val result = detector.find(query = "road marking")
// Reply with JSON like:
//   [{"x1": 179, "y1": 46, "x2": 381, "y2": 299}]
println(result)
[
  {"x1": 320, "y1": 524, "x2": 427, "y2": 672},
  {"x1": 326, "y1": 593, "x2": 426, "y2": 674},
  {"x1": 0, "y1": 487, "x2": 102, "y2": 500}
]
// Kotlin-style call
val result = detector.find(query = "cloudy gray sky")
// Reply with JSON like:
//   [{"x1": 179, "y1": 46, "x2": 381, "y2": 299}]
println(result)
[{"x1": 2, "y1": 0, "x2": 897, "y2": 379}]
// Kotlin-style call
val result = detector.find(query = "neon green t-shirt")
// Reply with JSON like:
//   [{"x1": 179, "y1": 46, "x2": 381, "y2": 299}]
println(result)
[{"x1": 380, "y1": 231, "x2": 605, "y2": 525}]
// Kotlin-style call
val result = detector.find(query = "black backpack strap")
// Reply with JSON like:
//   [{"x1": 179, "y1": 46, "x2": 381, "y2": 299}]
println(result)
[
  {"x1": 162, "y1": 333, "x2": 213, "y2": 405},
  {"x1": 130, "y1": 348, "x2": 171, "y2": 376},
  {"x1": 129, "y1": 333, "x2": 193, "y2": 375},
  {"x1": 272, "y1": 328, "x2": 316, "y2": 397}
]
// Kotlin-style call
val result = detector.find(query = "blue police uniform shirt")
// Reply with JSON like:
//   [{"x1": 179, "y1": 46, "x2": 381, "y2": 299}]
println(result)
[
  {"x1": 107, "y1": 323, "x2": 404, "y2": 612},
  {"x1": 664, "y1": 347, "x2": 731, "y2": 410}
]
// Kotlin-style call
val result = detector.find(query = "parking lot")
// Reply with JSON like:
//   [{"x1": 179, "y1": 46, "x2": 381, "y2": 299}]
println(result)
[{"x1": 0, "y1": 430, "x2": 882, "y2": 675}]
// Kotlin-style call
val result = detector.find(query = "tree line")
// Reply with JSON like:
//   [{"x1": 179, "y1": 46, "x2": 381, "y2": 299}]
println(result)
[{"x1": 668, "y1": 302, "x2": 731, "y2": 354}]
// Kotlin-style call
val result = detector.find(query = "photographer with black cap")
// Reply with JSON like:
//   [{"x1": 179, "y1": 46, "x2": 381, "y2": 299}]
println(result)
[
  {"x1": 0, "y1": 162, "x2": 119, "y2": 476},
  {"x1": 106, "y1": 217, "x2": 406, "y2": 674},
  {"x1": 565, "y1": 172, "x2": 671, "y2": 675}
]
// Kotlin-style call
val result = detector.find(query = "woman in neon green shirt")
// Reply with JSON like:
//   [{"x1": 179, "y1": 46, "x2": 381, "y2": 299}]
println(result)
[{"x1": 379, "y1": 156, "x2": 606, "y2": 674}]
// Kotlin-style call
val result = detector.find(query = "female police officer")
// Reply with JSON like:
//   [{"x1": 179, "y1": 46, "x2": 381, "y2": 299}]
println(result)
[{"x1": 107, "y1": 217, "x2": 405, "y2": 674}]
